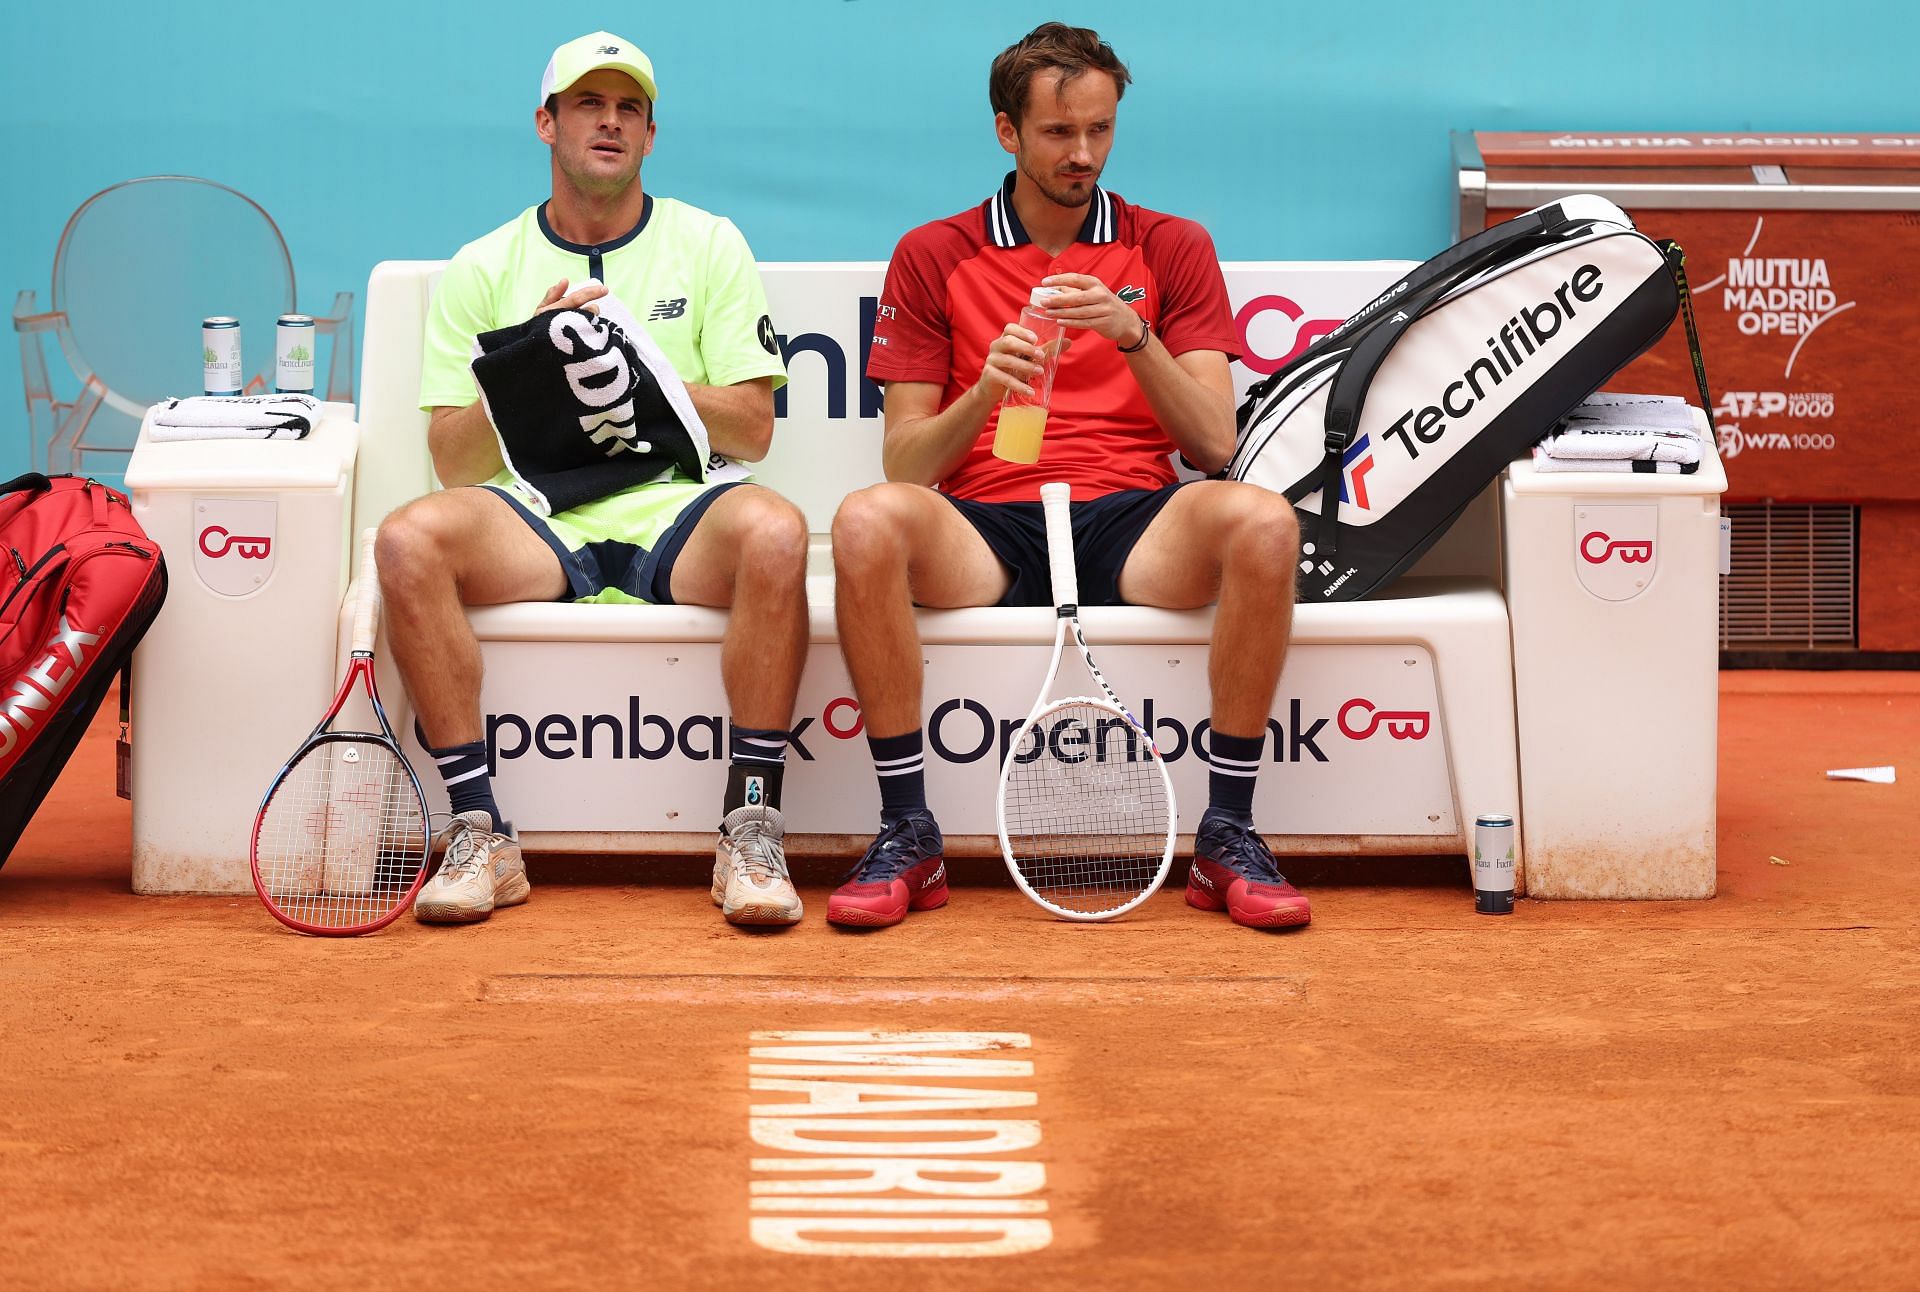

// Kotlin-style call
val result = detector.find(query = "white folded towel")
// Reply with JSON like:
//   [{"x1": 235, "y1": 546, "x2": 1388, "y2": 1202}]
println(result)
[
  {"x1": 1529, "y1": 447, "x2": 1699, "y2": 474},
  {"x1": 1539, "y1": 393, "x2": 1701, "y2": 464},
  {"x1": 1539, "y1": 427, "x2": 1701, "y2": 464},
  {"x1": 149, "y1": 393, "x2": 318, "y2": 441},
  {"x1": 1568, "y1": 391, "x2": 1695, "y2": 421}
]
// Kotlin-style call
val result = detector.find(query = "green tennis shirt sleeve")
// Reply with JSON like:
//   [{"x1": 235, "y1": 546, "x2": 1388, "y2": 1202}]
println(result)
[
  {"x1": 417, "y1": 252, "x2": 496, "y2": 412},
  {"x1": 698, "y1": 218, "x2": 788, "y2": 391}
]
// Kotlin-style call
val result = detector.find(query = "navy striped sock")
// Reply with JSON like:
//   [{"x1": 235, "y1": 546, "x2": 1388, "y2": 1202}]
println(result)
[
  {"x1": 1204, "y1": 729, "x2": 1264, "y2": 825},
  {"x1": 726, "y1": 724, "x2": 788, "y2": 811},
  {"x1": 868, "y1": 729, "x2": 927, "y2": 824},
  {"x1": 417, "y1": 724, "x2": 501, "y2": 832}
]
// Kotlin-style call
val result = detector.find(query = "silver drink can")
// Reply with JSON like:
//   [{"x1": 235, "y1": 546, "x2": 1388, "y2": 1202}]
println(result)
[
  {"x1": 202, "y1": 317, "x2": 242, "y2": 395},
  {"x1": 274, "y1": 314, "x2": 316, "y2": 395},
  {"x1": 1472, "y1": 814, "x2": 1516, "y2": 915}
]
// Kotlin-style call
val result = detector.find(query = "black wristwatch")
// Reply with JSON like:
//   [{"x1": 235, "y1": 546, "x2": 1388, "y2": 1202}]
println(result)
[{"x1": 1117, "y1": 315, "x2": 1152, "y2": 354}]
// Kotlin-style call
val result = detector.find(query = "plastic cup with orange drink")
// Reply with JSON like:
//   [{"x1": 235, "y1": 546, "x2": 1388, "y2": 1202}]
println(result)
[{"x1": 992, "y1": 287, "x2": 1065, "y2": 464}]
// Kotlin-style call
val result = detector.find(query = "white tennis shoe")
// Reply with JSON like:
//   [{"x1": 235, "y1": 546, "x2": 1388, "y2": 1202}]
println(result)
[
  {"x1": 714, "y1": 803, "x2": 801, "y2": 926},
  {"x1": 414, "y1": 811, "x2": 529, "y2": 924}
]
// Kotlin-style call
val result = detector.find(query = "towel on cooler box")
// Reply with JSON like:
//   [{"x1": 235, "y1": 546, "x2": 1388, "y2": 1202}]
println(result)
[
  {"x1": 149, "y1": 393, "x2": 318, "y2": 440},
  {"x1": 1529, "y1": 449, "x2": 1700, "y2": 474},
  {"x1": 1535, "y1": 393, "x2": 1702, "y2": 467}
]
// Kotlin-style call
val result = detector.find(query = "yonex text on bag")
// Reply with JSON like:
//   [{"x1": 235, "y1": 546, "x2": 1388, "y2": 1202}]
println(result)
[{"x1": 0, "y1": 473, "x2": 168, "y2": 866}]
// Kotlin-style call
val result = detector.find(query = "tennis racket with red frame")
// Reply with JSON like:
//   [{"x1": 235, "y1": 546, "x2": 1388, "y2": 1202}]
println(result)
[
  {"x1": 996, "y1": 481, "x2": 1177, "y2": 920},
  {"x1": 250, "y1": 530, "x2": 429, "y2": 935}
]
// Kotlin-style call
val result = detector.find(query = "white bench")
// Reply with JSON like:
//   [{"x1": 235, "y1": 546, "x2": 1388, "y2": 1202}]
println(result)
[{"x1": 125, "y1": 260, "x2": 1725, "y2": 900}]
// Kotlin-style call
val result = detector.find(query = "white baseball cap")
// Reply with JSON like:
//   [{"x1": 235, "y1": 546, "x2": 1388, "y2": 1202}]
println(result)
[{"x1": 540, "y1": 32, "x2": 657, "y2": 105}]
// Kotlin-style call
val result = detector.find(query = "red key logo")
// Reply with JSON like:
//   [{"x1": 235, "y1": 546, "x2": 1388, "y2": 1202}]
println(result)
[
  {"x1": 1337, "y1": 698, "x2": 1431, "y2": 741},
  {"x1": 1579, "y1": 531, "x2": 1654, "y2": 565},
  {"x1": 198, "y1": 525, "x2": 272, "y2": 560}
]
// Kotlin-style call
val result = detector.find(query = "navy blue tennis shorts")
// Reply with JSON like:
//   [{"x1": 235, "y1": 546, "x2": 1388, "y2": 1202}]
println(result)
[{"x1": 940, "y1": 483, "x2": 1189, "y2": 608}]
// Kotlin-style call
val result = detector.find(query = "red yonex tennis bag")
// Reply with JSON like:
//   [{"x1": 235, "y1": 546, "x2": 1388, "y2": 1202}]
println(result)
[
  {"x1": 0, "y1": 474, "x2": 167, "y2": 867},
  {"x1": 1228, "y1": 195, "x2": 1710, "y2": 602}
]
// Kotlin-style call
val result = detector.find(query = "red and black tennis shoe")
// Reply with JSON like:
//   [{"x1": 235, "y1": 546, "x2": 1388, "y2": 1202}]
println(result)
[
  {"x1": 827, "y1": 812, "x2": 949, "y2": 928},
  {"x1": 1187, "y1": 814, "x2": 1312, "y2": 928}
]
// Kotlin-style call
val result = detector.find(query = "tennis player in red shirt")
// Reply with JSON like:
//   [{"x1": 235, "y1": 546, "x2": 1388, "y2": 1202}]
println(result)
[{"x1": 825, "y1": 23, "x2": 1310, "y2": 931}]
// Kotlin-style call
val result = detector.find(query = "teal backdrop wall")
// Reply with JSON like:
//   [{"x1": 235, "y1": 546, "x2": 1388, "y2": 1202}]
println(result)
[{"x1": 0, "y1": 0, "x2": 1907, "y2": 471}]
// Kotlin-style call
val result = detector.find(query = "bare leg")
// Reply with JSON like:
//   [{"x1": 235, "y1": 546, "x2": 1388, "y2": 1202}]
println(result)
[
  {"x1": 375, "y1": 489, "x2": 568, "y2": 748},
  {"x1": 1117, "y1": 481, "x2": 1300, "y2": 735},
  {"x1": 829, "y1": 483, "x2": 1010, "y2": 738},
  {"x1": 666, "y1": 485, "x2": 811, "y2": 729}
]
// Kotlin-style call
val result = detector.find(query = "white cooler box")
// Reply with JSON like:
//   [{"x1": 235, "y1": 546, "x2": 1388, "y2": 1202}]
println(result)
[
  {"x1": 124, "y1": 404, "x2": 358, "y2": 894},
  {"x1": 1503, "y1": 410, "x2": 1726, "y2": 899}
]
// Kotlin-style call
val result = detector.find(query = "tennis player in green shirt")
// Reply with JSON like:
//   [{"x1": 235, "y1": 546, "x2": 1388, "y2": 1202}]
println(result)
[{"x1": 383, "y1": 32, "x2": 808, "y2": 928}]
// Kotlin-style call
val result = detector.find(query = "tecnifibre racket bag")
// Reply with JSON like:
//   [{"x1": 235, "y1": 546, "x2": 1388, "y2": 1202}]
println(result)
[
  {"x1": 0, "y1": 474, "x2": 167, "y2": 867},
  {"x1": 1228, "y1": 195, "x2": 1709, "y2": 602}
]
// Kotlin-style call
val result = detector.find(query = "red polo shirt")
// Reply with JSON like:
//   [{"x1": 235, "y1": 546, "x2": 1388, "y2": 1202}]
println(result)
[{"x1": 867, "y1": 174, "x2": 1239, "y2": 503}]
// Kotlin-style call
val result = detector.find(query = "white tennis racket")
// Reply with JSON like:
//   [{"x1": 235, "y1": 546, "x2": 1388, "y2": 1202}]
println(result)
[
  {"x1": 996, "y1": 481, "x2": 1176, "y2": 920},
  {"x1": 250, "y1": 530, "x2": 430, "y2": 935}
]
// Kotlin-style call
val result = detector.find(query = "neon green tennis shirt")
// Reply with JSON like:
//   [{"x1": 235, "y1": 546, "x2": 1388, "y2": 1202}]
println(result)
[{"x1": 419, "y1": 194, "x2": 788, "y2": 419}]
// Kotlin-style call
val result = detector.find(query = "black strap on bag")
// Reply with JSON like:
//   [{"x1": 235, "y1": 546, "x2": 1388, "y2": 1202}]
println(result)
[
  {"x1": 1310, "y1": 204, "x2": 1572, "y2": 553},
  {"x1": 1238, "y1": 202, "x2": 1574, "y2": 429},
  {"x1": 116, "y1": 662, "x2": 133, "y2": 801},
  {"x1": 1660, "y1": 240, "x2": 1716, "y2": 421},
  {"x1": 0, "y1": 473, "x2": 54, "y2": 498}
]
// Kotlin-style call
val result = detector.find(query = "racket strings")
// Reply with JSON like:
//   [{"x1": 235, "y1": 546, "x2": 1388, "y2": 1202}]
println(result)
[
  {"x1": 255, "y1": 738, "x2": 429, "y2": 931},
  {"x1": 1003, "y1": 700, "x2": 1173, "y2": 916}
]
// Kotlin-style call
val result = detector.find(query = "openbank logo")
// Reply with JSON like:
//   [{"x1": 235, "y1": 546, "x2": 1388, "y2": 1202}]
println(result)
[
  {"x1": 782, "y1": 286, "x2": 1366, "y2": 418},
  {"x1": 1336, "y1": 698, "x2": 1430, "y2": 741},
  {"x1": 1573, "y1": 505, "x2": 1658, "y2": 602},
  {"x1": 193, "y1": 497, "x2": 277, "y2": 597},
  {"x1": 484, "y1": 694, "x2": 1436, "y2": 770},
  {"x1": 1233, "y1": 294, "x2": 1345, "y2": 376},
  {"x1": 197, "y1": 526, "x2": 271, "y2": 560},
  {"x1": 1579, "y1": 531, "x2": 1654, "y2": 565},
  {"x1": 779, "y1": 299, "x2": 884, "y2": 421}
]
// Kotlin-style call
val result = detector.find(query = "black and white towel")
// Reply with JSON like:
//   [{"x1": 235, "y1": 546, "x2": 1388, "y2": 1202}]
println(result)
[
  {"x1": 1529, "y1": 451, "x2": 1700, "y2": 475},
  {"x1": 149, "y1": 393, "x2": 318, "y2": 441},
  {"x1": 1536, "y1": 393, "x2": 1702, "y2": 466},
  {"x1": 471, "y1": 293, "x2": 722, "y2": 515}
]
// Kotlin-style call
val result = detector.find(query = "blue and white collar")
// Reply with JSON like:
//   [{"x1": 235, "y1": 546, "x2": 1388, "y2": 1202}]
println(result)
[{"x1": 985, "y1": 171, "x2": 1116, "y2": 248}]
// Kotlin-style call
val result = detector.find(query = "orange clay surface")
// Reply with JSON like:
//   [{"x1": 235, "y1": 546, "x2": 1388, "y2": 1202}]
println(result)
[{"x1": 3, "y1": 672, "x2": 1918, "y2": 1290}]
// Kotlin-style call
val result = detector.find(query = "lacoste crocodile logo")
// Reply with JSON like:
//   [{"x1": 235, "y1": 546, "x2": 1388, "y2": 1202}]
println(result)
[{"x1": 1117, "y1": 285, "x2": 1146, "y2": 304}]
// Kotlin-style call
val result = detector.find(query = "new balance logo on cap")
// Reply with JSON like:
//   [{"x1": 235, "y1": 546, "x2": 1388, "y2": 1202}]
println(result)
[{"x1": 541, "y1": 32, "x2": 658, "y2": 106}]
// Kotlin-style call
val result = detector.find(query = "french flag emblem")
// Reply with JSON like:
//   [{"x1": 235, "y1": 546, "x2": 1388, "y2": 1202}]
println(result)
[{"x1": 1339, "y1": 434, "x2": 1374, "y2": 510}]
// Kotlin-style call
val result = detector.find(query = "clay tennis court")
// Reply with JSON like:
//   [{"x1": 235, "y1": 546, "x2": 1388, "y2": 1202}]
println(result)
[{"x1": 3, "y1": 670, "x2": 1916, "y2": 1289}]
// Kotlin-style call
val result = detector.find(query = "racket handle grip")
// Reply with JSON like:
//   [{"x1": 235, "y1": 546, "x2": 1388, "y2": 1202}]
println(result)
[
  {"x1": 1040, "y1": 481, "x2": 1078, "y2": 610},
  {"x1": 351, "y1": 528, "x2": 382, "y2": 655}
]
